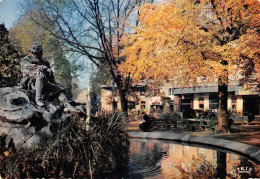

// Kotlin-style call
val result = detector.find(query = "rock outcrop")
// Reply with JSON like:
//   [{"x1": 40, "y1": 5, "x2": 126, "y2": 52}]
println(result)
[{"x1": 0, "y1": 87, "x2": 70, "y2": 148}]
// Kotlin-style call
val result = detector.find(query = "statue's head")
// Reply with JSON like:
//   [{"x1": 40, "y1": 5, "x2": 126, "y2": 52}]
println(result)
[{"x1": 29, "y1": 42, "x2": 43, "y2": 57}]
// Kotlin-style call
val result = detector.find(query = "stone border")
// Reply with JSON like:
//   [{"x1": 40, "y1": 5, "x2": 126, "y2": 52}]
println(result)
[{"x1": 129, "y1": 131, "x2": 260, "y2": 165}]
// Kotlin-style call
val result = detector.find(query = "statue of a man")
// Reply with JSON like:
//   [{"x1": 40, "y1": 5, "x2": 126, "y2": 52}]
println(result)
[{"x1": 20, "y1": 42, "x2": 76, "y2": 112}]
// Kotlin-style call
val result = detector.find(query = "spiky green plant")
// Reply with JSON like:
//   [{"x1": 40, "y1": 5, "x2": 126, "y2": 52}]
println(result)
[{"x1": 0, "y1": 112, "x2": 129, "y2": 178}]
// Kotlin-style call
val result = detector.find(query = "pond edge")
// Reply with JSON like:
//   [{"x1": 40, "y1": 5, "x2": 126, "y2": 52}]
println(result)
[{"x1": 129, "y1": 131, "x2": 260, "y2": 166}]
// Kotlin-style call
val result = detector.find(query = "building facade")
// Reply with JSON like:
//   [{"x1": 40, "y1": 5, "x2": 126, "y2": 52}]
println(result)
[{"x1": 100, "y1": 81, "x2": 260, "y2": 120}]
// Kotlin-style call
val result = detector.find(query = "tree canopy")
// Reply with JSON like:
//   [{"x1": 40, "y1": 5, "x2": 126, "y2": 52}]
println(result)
[
  {"x1": 10, "y1": 14, "x2": 75, "y2": 99},
  {"x1": 119, "y1": 0, "x2": 260, "y2": 131},
  {"x1": 0, "y1": 24, "x2": 22, "y2": 87},
  {"x1": 20, "y1": 0, "x2": 154, "y2": 113},
  {"x1": 120, "y1": 0, "x2": 260, "y2": 87}
]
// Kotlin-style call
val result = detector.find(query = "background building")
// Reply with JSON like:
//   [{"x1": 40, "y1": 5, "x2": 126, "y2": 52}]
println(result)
[{"x1": 100, "y1": 79, "x2": 260, "y2": 121}]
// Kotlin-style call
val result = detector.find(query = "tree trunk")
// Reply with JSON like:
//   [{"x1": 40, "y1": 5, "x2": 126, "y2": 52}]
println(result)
[
  {"x1": 119, "y1": 88, "x2": 128, "y2": 116},
  {"x1": 217, "y1": 76, "x2": 229, "y2": 132},
  {"x1": 112, "y1": 80, "x2": 116, "y2": 112},
  {"x1": 112, "y1": 71, "x2": 129, "y2": 115}
]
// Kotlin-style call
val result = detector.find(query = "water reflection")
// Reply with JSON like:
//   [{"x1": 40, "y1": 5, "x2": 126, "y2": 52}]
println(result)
[{"x1": 128, "y1": 139, "x2": 260, "y2": 179}]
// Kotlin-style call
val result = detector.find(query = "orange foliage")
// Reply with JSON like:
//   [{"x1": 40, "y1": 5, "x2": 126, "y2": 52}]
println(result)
[{"x1": 119, "y1": 0, "x2": 260, "y2": 87}]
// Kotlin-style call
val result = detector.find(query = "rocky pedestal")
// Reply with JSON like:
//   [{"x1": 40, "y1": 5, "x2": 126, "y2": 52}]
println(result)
[{"x1": 0, "y1": 87, "x2": 69, "y2": 148}]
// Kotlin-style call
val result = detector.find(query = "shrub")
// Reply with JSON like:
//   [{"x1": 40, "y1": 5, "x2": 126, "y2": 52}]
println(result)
[
  {"x1": 183, "y1": 109, "x2": 196, "y2": 119},
  {"x1": 161, "y1": 112, "x2": 181, "y2": 124},
  {"x1": 90, "y1": 112, "x2": 130, "y2": 173},
  {"x1": 199, "y1": 110, "x2": 217, "y2": 120},
  {"x1": 0, "y1": 112, "x2": 129, "y2": 178}
]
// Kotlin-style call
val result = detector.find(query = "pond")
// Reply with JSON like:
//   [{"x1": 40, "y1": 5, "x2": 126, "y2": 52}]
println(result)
[{"x1": 102, "y1": 139, "x2": 260, "y2": 179}]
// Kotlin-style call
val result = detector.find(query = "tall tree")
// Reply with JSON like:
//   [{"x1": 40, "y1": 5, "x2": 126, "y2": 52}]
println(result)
[
  {"x1": 48, "y1": 38, "x2": 74, "y2": 99},
  {"x1": 10, "y1": 14, "x2": 74, "y2": 99},
  {"x1": 120, "y1": 0, "x2": 260, "y2": 131},
  {"x1": 21, "y1": 0, "x2": 154, "y2": 114},
  {"x1": 0, "y1": 24, "x2": 22, "y2": 87}
]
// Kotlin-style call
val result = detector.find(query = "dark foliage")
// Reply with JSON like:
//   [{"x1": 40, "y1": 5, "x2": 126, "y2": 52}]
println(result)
[
  {"x1": 0, "y1": 24, "x2": 22, "y2": 87},
  {"x1": 183, "y1": 108, "x2": 196, "y2": 119},
  {"x1": 0, "y1": 112, "x2": 129, "y2": 178}
]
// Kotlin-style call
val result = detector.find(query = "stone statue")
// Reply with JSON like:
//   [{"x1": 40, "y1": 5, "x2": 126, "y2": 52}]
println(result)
[
  {"x1": 0, "y1": 42, "x2": 86, "y2": 148},
  {"x1": 20, "y1": 42, "x2": 76, "y2": 112}
]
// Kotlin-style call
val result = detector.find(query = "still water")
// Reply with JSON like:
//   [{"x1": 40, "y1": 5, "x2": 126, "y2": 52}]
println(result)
[{"x1": 106, "y1": 139, "x2": 260, "y2": 179}]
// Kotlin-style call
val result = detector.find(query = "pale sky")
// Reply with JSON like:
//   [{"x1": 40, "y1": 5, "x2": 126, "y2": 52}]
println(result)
[
  {"x1": 1, "y1": 0, "x2": 260, "y2": 29},
  {"x1": 0, "y1": 0, "x2": 20, "y2": 29}
]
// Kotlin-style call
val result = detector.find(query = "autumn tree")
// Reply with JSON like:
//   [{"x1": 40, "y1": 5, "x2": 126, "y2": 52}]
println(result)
[
  {"x1": 120, "y1": 0, "x2": 260, "y2": 131},
  {"x1": 235, "y1": 9, "x2": 260, "y2": 88},
  {"x1": 0, "y1": 24, "x2": 22, "y2": 87},
  {"x1": 10, "y1": 14, "x2": 75, "y2": 99},
  {"x1": 20, "y1": 0, "x2": 155, "y2": 114}
]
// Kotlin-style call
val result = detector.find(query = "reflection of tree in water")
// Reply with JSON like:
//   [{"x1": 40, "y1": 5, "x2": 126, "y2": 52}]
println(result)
[
  {"x1": 215, "y1": 151, "x2": 227, "y2": 178},
  {"x1": 128, "y1": 142, "x2": 167, "y2": 178},
  {"x1": 127, "y1": 140, "x2": 260, "y2": 178},
  {"x1": 166, "y1": 150, "x2": 224, "y2": 178},
  {"x1": 171, "y1": 156, "x2": 215, "y2": 178},
  {"x1": 181, "y1": 150, "x2": 260, "y2": 179}
]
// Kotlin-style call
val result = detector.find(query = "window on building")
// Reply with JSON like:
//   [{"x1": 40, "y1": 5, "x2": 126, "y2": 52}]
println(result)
[
  {"x1": 231, "y1": 97, "x2": 236, "y2": 113},
  {"x1": 199, "y1": 97, "x2": 204, "y2": 109},
  {"x1": 169, "y1": 88, "x2": 174, "y2": 96},
  {"x1": 232, "y1": 105, "x2": 236, "y2": 111},
  {"x1": 140, "y1": 88, "x2": 146, "y2": 96},
  {"x1": 170, "y1": 100, "x2": 174, "y2": 111},
  {"x1": 141, "y1": 142, "x2": 146, "y2": 150},
  {"x1": 141, "y1": 101, "x2": 146, "y2": 109},
  {"x1": 209, "y1": 95, "x2": 218, "y2": 112},
  {"x1": 140, "y1": 91, "x2": 145, "y2": 96},
  {"x1": 231, "y1": 96, "x2": 236, "y2": 104},
  {"x1": 180, "y1": 96, "x2": 193, "y2": 111},
  {"x1": 151, "y1": 104, "x2": 163, "y2": 112},
  {"x1": 128, "y1": 101, "x2": 135, "y2": 110}
]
